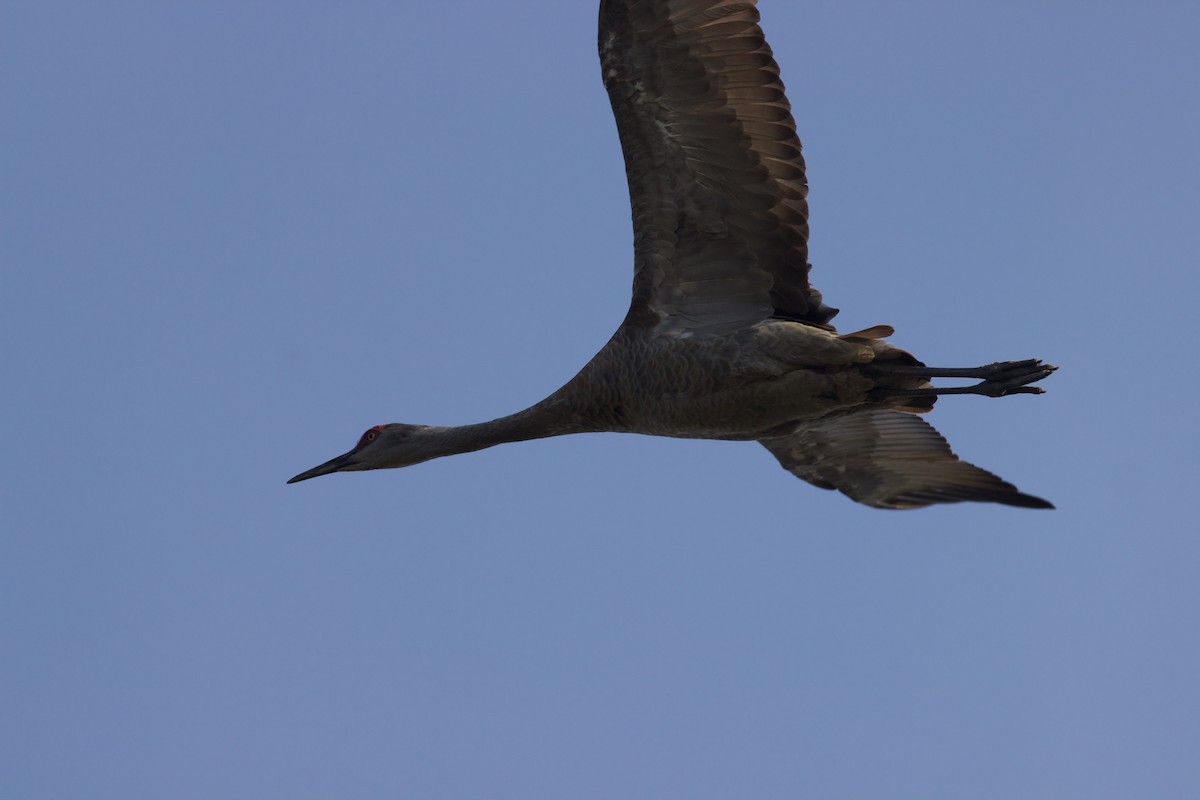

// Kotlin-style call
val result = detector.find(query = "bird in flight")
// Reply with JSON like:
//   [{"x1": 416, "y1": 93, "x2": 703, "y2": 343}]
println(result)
[{"x1": 289, "y1": 0, "x2": 1055, "y2": 509}]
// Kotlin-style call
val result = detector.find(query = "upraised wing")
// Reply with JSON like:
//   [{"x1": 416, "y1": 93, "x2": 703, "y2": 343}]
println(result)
[
  {"x1": 759, "y1": 408, "x2": 1054, "y2": 509},
  {"x1": 599, "y1": 0, "x2": 837, "y2": 336}
]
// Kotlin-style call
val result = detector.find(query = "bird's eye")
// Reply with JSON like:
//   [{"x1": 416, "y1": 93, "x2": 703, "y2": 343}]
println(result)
[{"x1": 356, "y1": 425, "x2": 385, "y2": 449}]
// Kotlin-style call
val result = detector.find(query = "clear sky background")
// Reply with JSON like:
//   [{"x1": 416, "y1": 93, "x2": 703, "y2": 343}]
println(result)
[{"x1": 3, "y1": 1, "x2": 1198, "y2": 798}]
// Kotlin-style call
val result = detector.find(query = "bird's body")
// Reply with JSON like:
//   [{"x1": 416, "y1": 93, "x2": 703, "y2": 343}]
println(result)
[
  {"x1": 289, "y1": 0, "x2": 1056, "y2": 509},
  {"x1": 533, "y1": 319, "x2": 915, "y2": 441}
]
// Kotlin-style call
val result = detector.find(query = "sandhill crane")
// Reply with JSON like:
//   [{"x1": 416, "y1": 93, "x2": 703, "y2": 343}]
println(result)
[{"x1": 289, "y1": 0, "x2": 1055, "y2": 509}]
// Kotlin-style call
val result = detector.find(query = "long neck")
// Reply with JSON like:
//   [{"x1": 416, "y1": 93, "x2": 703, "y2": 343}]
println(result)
[
  {"x1": 419, "y1": 396, "x2": 589, "y2": 461},
  {"x1": 409, "y1": 339, "x2": 625, "y2": 464}
]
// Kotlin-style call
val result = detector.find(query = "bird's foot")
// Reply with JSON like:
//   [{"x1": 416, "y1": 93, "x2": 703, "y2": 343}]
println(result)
[
  {"x1": 872, "y1": 358, "x2": 1058, "y2": 398},
  {"x1": 965, "y1": 359, "x2": 1058, "y2": 397}
]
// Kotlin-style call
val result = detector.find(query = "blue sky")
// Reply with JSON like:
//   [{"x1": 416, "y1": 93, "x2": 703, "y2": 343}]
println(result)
[{"x1": 3, "y1": 1, "x2": 1198, "y2": 797}]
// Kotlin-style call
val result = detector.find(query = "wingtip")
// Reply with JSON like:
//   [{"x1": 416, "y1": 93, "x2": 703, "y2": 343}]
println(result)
[{"x1": 1006, "y1": 492, "x2": 1055, "y2": 510}]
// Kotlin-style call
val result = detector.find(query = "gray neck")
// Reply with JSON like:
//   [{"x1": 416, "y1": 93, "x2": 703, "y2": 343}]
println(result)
[{"x1": 420, "y1": 397, "x2": 588, "y2": 460}]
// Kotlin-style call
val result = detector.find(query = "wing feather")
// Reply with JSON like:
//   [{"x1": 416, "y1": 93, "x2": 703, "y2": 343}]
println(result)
[
  {"x1": 599, "y1": 0, "x2": 837, "y2": 335},
  {"x1": 758, "y1": 408, "x2": 1054, "y2": 509}
]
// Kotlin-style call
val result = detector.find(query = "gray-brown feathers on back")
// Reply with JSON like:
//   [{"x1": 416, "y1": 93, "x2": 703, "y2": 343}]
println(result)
[{"x1": 599, "y1": 0, "x2": 837, "y2": 336}]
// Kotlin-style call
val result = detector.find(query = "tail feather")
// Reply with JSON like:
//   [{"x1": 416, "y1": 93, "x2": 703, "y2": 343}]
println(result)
[{"x1": 839, "y1": 326, "x2": 935, "y2": 414}]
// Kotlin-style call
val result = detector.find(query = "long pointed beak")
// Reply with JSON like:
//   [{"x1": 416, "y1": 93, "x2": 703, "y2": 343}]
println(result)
[{"x1": 287, "y1": 449, "x2": 357, "y2": 484}]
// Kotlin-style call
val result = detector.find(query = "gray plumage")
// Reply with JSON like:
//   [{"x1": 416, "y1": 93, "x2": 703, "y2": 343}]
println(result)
[{"x1": 289, "y1": 0, "x2": 1055, "y2": 510}]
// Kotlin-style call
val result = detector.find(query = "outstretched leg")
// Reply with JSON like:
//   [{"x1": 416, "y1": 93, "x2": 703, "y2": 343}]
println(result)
[{"x1": 870, "y1": 358, "x2": 1057, "y2": 398}]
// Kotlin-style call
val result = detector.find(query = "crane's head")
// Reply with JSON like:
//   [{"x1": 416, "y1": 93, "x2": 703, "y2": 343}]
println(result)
[{"x1": 287, "y1": 423, "x2": 435, "y2": 483}]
